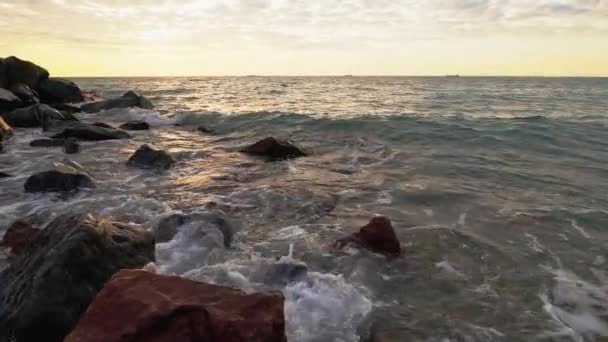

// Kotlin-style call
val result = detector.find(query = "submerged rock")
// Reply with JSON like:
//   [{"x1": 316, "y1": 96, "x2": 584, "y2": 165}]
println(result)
[
  {"x1": 9, "y1": 83, "x2": 39, "y2": 104},
  {"x1": 154, "y1": 211, "x2": 234, "y2": 247},
  {"x1": 334, "y1": 217, "x2": 401, "y2": 257},
  {"x1": 0, "y1": 88, "x2": 22, "y2": 112},
  {"x1": 24, "y1": 170, "x2": 95, "y2": 193},
  {"x1": 240, "y1": 137, "x2": 307, "y2": 160},
  {"x1": 30, "y1": 138, "x2": 65, "y2": 147},
  {"x1": 3, "y1": 56, "x2": 49, "y2": 89},
  {"x1": 0, "y1": 171, "x2": 10, "y2": 178},
  {"x1": 197, "y1": 125, "x2": 214, "y2": 134},
  {"x1": 127, "y1": 144, "x2": 174, "y2": 170},
  {"x1": 64, "y1": 138, "x2": 80, "y2": 154},
  {"x1": 120, "y1": 120, "x2": 150, "y2": 131},
  {"x1": 0, "y1": 220, "x2": 38, "y2": 255},
  {"x1": 52, "y1": 123, "x2": 131, "y2": 141},
  {"x1": 38, "y1": 77, "x2": 84, "y2": 104},
  {"x1": 65, "y1": 269, "x2": 287, "y2": 342},
  {"x1": 1, "y1": 103, "x2": 69, "y2": 128},
  {"x1": 259, "y1": 260, "x2": 308, "y2": 286},
  {"x1": 81, "y1": 91, "x2": 154, "y2": 113},
  {"x1": 0, "y1": 214, "x2": 155, "y2": 342}
]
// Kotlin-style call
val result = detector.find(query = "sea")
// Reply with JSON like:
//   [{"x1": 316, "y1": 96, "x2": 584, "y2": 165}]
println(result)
[{"x1": 1, "y1": 76, "x2": 608, "y2": 341}]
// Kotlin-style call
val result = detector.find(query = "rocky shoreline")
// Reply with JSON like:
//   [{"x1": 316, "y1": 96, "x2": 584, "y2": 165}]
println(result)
[{"x1": 0, "y1": 57, "x2": 402, "y2": 342}]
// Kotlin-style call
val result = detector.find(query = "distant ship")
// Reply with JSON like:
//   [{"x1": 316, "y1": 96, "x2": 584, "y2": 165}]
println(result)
[{"x1": 445, "y1": 74, "x2": 460, "y2": 78}]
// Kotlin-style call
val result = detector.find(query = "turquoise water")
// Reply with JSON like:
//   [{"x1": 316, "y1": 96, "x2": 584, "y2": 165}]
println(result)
[{"x1": 1, "y1": 77, "x2": 608, "y2": 341}]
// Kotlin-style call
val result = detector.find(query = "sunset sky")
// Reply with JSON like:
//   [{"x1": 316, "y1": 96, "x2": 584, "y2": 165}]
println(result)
[{"x1": 1, "y1": 0, "x2": 607, "y2": 76}]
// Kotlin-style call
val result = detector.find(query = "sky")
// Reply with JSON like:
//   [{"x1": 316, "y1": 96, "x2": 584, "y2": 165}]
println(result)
[{"x1": 1, "y1": 0, "x2": 607, "y2": 76}]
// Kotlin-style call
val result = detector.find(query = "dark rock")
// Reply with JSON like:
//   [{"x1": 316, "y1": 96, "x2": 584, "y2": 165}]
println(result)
[
  {"x1": 197, "y1": 125, "x2": 214, "y2": 134},
  {"x1": 30, "y1": 138, "x2": 65, "y2": 147},
  {"x1": 0, "y1": 220, "x2": 38, "y2": 255},
  {"x1": 0, "y1": 117, "x2": 13, "y2": 141},
  {"x1": 334, "y1": 217, "x2": 401, "y2": 257},
  {"x1": 81, "y1": 91, "x2": 154, "y2": 113},
  {"x1": 51, "y1": 103, "x2": 81, "y2": 114},
  {"x1": 3, "y1": 56, "x2": 49, "y2": 89},
  {"x1": 0, "y1": 58, "x2": 7, "y2": 89},
  {"x1": 1, "y1": 104, "x2": 68, "y2": 128},
  {"x1": 154, "y1": 211, "x2": 234, "y2": 247},
  {"x1": 0, "y1": 88, "x2": 22, "y2": 112},
  {"x1": 64, "y1": 138, "x2": 80, "y2": 154},
  {"x1": 260, "y1": 261, "x2": 308, "y2": 286},
  {"x1": 91, "y1": 122, "x2": 113, "y2": 129},
  {"x1": 0, "y1": 171, "x2": 10, "y2": 178},
  {"x1": 119, "y1": 121, "x2": 149, "y2": 131},
  {"x1": 0, "y1": 214, "x2": 155, "y2": 342},
  {"x1": 52, "y1": 123, "x2": 131, "y2": 141},
  {"x1": 24, "y1": 170, "x2": 95, "y2": 193},
  {"x1": 127, "y1": 144, "x2": 174, "y2": 170},
  {"x1": 65, "y1": 269, "x2": 287, "y2": 342},
  {"x1": 8, "y1": 83, "x2": 39, "y2": 104},
  {"x1": 38, "y1": 77, "x2": 84, "y2": 104},
  {"x1": 240, "y1": 137, "x2": 307, "y2": 160}
]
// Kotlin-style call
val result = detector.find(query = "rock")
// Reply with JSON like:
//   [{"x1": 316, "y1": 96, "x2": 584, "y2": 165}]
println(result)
[
  {"x1": 8, "y1": 83, "x2": 39, "y2": 104},
  {"x1": 154, "y1": 211, "x2": 234, "y2": 247},
  {"x1": 197, "y1": 125, "x2": 214, "y2": 134},
  {"x1": 81, "y1": 91, "x2": 154, "y2": 113},
  {"x1": 92, "y1": 122, "x2": 113, "y2": 129},
  {"x1": 38, "y1": 77, "x2": 84, "y2": 104},
  {"x1": 52, "y1": 123, "x2": 131, "y2": 141},
  {"x1": 127, "y1": 144, "x2": 174, "y2": 170},
  {"x1": 0, "y1": 88, "x2": 22, "y2": 112},
  {"x1": 64, "y1": 138, "x2": 80, "y2": 154},
  {"x1": 0, "y1": 171, "x2": 10, "y2": 178},
  {"x1": 65, "y1": 269, "x2": 287, "y2": 342},
  {"x1": 334, "y1": 217, "x2": 401, "y2": 257},
  {"x1": 0, "y1": 117, "x2": 13, "y2": 141},
  {"x1": 30, "y1": 138, "x2": 65, "y2": 147},
  {"x1": 1, "y1": 104, "x2": 69, "y2": 128},
  {"x1": 24, "y1": 170, "x2": 95, "y2": 193},
  {"x1": 259, "y1": 260, "x2": 308, "y2": 286},
  {"x1": 0, "y1": 220, "x2": 38, "y2": 255},
  {"x1": 51, "y1": 103, "x2": 82, "y2": 114},
  {"x1": 240, "y1": 137, "x2": 307, "y2": 160},
  {"x1": 0, "y1": 214, "x2": 155, "y2": 342},
  {"x1": 0, "y1": 58, "x2": 7, "y2": 88},
  {"x1": 119, "y1": 120, "x2": 150, "y2": 131},
  {"x1": 3, "y1": 56, "x2": 49, "y2": 89}
]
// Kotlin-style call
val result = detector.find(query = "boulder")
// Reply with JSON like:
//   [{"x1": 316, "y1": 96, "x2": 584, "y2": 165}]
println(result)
[
  {"x1": 8, "y1": 83, "x2": 39, "y2": 104},
  {"x1": 64, "y1": 138, "x2": 80, "y2": 154},
  {"x1": 81, "y1": 91, "x2": 154, "y2": 113},
  {"x1": 0, "y1": 171, "x2": 10, "y2": 178},
  {"x1": 0, "y1": 88, "x2": 22, "y2": 112},
  {"x1": 119, "y1": 121, "x2": 150, "y2": 131},
  {"x1": 197, "y1": 125, "x2": 214, "y2": 134},
  {"x1": 52, "y1": 123, "x2": 131, "y2": 141},
  {"x1": 38, "y1": 78, "x2": 84, "y2": 104},
  {"x1": 24, "y1": 170, "x2": 95, "y2": 193},
  {"x1": 334, "y1": 217, "x2": 401, "y2": 257},
  {"x1": 240, "y1": 137, "x2": 307, "y2": 160},
  {"x1": 0, "y1": 58, "x2": 7, "y2": 88},
  {"x1": 154, "y1": 211, "x2": 234, "y2": 247},
  {"x1": 51, "y1": 103, "x2": 82, "y2": 114},
  {"x1": 92, "y1": 122, "x2": 113, "y2": 129},
  {"x1": 1, "y1": 104, "x2": 69, "y2": 128},
  {"x1": 0, "y1": 220, "x2": 38, "y2": 255},
  {"x1": 65, "y1": 269, "x2": 287, "y2": 342},
  {"x1": 0, "y1": 214, "x2": 155, "y2": 342},
  {"x1": 30, "y1": 138, "x2": 65, "y2": 147},
  {"x1": 0, "y1": 117, "x2": 13, "y2": 141},
  {"x1": 127, "y1": 144, "x2": 174, "y2": 170},
  {"x1": 3, "y1": 56, "x2": 49, "y2": 89}
]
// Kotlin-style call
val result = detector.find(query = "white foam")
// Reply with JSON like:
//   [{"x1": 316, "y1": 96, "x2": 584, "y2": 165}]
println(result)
[
  {"x1": 95, "y1": 107, "x2": 173, "y2": 127},
  {"x1": 569, "y1": 219, "x2": 591, "y2": 239}
]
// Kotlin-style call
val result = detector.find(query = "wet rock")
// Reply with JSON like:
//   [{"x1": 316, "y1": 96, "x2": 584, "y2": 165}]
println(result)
[
  {"x1": 51, "y1": 103, "x2": 82, "y2": 114},
  {"x1": 0, "y1": 171, "x2": 10, "y2": 178},
  {"x1": 0, "y1": 220, "x2": 38, "y2": 255},
  {"x1": 24, "y1": 170, "x2": 95, "y2": 193},
  {"x1": 0, "y1": 117, "x2": 13, "y2": 141},
  {"x1": 259, "y1": 260, "x2": 308, "y2": 286},
  {"x1": 127, "y1": 144, "x2": 174, "y2": 170},
  {"x1": 81, "y1": 91, "x2": 154, "y2": 113},
  {"x1": 1, "y1": 104, "x2": 69, "y2": 128},
  {"x1": 197, "y1": 125, "x2": 214, "y2": 134},
  {"x1": 30, "y1": 138, "x2": 65, "y2": 147},
  {"x1": 9, "y1": 83, "x2": 39, "y2": 104},
  {"x1": 120, "y1": 120, "x2": 150, "y2": 131},
  {"x1": 92, "y1": 122, "x2": 114, "y2": 129},
  {"x1": 38, "y1": 77, "x2": 84, "y2": 104},
  {"x1": 0, "y1": 58, "x2": 6, "y2": 88},
  {"x1": 0, "y1": 88, "x2": 22, "y2": 112},
  {"x1": 0, "y1": 214, "x2": 155, "y2": 342},
  {"x1": 3, "y1": 56, "x2": 49, "y2": 89},
  {"x1": 335, "y1": 217, "x2": 401, "y2": 257},
  {"x1": 52, "y1": 122, "x2": 131, "y2": 141},
  {"x1": 64, "y1": 138, "x2": 80, "y2": 154},
  {"x1": 240, "y1": 137, "x2": 307, "y2": 160},
  {"x1": 153, "y1": 211, "x2": 234, "y2": 247},
  {"x1": 65, "y1": 269, "x2": 287, "y2": 342}
]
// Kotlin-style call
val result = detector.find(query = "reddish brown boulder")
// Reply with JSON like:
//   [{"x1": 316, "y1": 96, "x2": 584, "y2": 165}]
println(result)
[
  {"x1": 335, "y1": 217, "x2": 401, "y2": 257},
  {"x1": 240, "y1": 137, "x2": 307, "y2": 160},
  {"x1": 66, "y1": 269, "x2": 287, "y2": 342},
  {"x1": 0, "y1": 220, "x2": 38, "y2": 255}
]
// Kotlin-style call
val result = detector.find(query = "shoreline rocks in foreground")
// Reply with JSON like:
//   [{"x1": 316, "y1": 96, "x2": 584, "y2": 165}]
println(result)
[
  {"x1": 24, "y1": 170, "x2": 95, "y2": 193},
  {"x1": 335, "y1": 216, "x2": 402, "y2": 257},
  {"x1": 65, "y1": 269, "x2": 287, "y2": 342},
  {"x1": 0, "y1": 213, "x2": 155, "y2": 342},
  {"x1": 240, "y1": 137, "x2": 307, "y2": 160},
  {"x1": 0, "y1": 220, "x2": 39, "y2": 255},
  {"x1": 127, "y1": 144, "x2": 174, "y2": 170}
]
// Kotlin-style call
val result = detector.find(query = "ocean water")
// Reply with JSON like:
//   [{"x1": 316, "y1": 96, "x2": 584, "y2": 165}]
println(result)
[{"x1": 2, "y1": 76, "x2": 608, "y2": 341}]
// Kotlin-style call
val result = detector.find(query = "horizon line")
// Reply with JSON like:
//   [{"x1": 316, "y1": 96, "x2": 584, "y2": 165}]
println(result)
[{"x1": 64, "y1": 74, "x2": 608, "y2": 79}]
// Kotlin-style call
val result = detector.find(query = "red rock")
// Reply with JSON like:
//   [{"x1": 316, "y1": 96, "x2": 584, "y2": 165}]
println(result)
[
  {"x1": 0, "y1": 220, "x2": 38, "y2": 255},
  {"x1": 335, "y1": 217, "x2": 401, "y2": 257},
  {"x1": 66, "y1": 269, "x2": 287, "y2": 342},
  {"x1": 240, "y1": 137, "x2": 307, "y2": 160}
]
